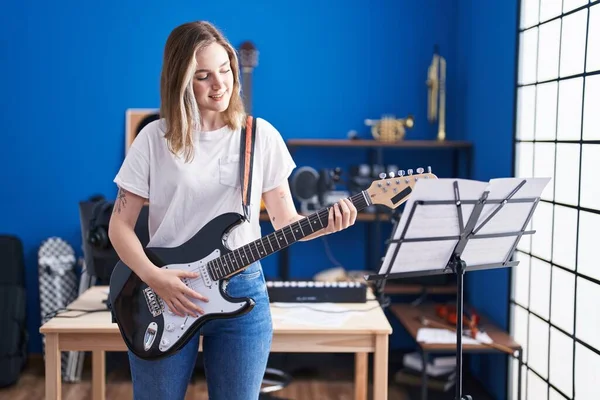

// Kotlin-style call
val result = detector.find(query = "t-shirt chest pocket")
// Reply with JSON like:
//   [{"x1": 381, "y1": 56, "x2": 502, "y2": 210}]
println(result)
[{"x1": 219, "y1": 154, "x2": 240, "y2": 188}]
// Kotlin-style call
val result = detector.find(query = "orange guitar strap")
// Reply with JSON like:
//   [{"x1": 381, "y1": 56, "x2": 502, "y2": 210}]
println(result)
[{"x1": 239, "y1": 115, "x2": 256, "y2": 222}]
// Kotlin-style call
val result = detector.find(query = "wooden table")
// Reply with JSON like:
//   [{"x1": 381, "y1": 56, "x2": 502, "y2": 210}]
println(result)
[
  {"x1": 390, "y1": 303, "x2": 523, "y2": 400},
  {"x1": 40, "y1": 286, "x2": 392, "y2": 400}
]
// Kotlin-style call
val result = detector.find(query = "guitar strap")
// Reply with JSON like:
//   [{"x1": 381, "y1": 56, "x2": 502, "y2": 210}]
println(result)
[{"x1": 239, "y1": 115, "x2": 256, "y2": 222}]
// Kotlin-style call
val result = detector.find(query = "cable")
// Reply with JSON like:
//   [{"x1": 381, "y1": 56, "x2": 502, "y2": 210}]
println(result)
[
  {"x1": 271, "y1": 302, "x2": 384, "y2": 314},
  {"x1": 270, "y1": 297, "x2": 390, "y2": 314},
  {"x1": 320, "y1": 236, "x2": 344, "y2": 269},
  {"x1": 44, "y1": 308, "x2": 107, "y2": 319}
]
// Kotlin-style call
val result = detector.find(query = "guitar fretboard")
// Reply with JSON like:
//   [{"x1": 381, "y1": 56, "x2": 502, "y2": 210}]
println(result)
[
  {"x1": 242, "y1": 71, "x2": 252, "y2": 114},
  {"x1": 207, "y1": 191, "x2": 371, "y2": 280}
]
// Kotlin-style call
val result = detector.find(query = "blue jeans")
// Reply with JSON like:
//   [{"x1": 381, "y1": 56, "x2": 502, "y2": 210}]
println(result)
[{"x1": 127, "y1": 262, "x2": 273, "y2": 400}]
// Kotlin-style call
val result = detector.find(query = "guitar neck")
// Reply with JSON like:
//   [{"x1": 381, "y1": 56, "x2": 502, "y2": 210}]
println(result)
[
  {"x1": 208, "y1": 191, "x2": 372, "y2": 280},
  {"x1": 242, "y1": 69, "x2": 253, "y2": 114}
]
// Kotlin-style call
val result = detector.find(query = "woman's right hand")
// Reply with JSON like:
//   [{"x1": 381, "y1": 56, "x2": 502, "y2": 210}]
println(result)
[{"x1": 144, "y1": 267, "x2": 209, "y2": 318}]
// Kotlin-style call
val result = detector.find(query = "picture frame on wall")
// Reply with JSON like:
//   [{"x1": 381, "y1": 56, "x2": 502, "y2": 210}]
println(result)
[{"x1": 125, "y1": 108, "x2": 160, "y2": 153}]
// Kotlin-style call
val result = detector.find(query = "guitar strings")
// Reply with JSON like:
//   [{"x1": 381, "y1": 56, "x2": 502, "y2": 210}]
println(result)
[
  {"x1": 208, "y1": 192, "x2": 369, "y2": 277},
  {"x1": 185, "y1": 191, "x2": 370, "y2": 283}
]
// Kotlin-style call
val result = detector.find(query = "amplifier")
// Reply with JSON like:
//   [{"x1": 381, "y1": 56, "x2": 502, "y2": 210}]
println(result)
[{"x1": 266, "y1": 280, "x2": 367, "y2": 303}]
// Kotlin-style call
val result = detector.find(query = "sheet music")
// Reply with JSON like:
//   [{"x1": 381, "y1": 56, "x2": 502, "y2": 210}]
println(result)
[
  {"x1": 379, "y1": 178, "x2": 487, "y2": 274},
  {"x1": 271, "y1": 303, "x2": 354, "y2": 327},
  {"x1": 416, "y1": 328, "x2": 493, "y2": 345},
  {"x1": 472, "y1": 177, "x2": 549, "y2": 235},
  {"x1": 377, "y1": 177, "x2": 550, "y2": 276},
  {"x1": 461, "y1": 177, "x2": 550, "y2": 266}
]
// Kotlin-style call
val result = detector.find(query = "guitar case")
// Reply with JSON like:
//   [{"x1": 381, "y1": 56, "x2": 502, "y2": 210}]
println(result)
[
  {"x1": 38, "y1": 237, "x2": 80, "y2": 381},
  {"x1": 0, "y1": 235, "x2": 28, "y2": 387}
]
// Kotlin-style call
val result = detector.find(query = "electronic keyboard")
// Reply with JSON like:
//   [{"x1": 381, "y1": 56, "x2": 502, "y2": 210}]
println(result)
[{"x1": 266, "y1": 280, "x2": 367, "y2": 303}]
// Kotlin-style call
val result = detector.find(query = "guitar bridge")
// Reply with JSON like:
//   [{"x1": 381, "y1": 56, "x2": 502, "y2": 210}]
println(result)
[{"x1": 143, "y1": 287, "x2": 164, "y2": 317}]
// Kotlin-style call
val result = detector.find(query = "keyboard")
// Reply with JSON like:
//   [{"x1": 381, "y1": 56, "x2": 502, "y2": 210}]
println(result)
[{"x1": 266, "y1": 280, "x2": 367, "y2": 303}]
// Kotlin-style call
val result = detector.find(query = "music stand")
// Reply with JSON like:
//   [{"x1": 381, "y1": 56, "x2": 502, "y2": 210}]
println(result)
[{"x1": 365, "y1": 176, "x2": 550, "y2": 400}]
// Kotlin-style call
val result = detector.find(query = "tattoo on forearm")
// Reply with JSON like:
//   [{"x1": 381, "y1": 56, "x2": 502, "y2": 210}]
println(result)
[
  {"x1": 114, "y1": 188, "x2": 127, "y2": 214},
  {"x1": 280, "y1": 191, "x2": 294, "y2": 208}
]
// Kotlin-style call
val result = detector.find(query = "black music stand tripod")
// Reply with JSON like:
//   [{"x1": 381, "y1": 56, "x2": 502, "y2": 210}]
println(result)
[{"x1": 365, "y1": 176, "x2": 549, "y2": 400}]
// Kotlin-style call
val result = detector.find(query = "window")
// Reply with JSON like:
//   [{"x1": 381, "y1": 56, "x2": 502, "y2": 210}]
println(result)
[{"x1": 511, "y1": 1, "x2": 600, "y2": 399}]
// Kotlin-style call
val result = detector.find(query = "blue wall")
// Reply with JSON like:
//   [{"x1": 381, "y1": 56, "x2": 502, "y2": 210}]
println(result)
[{"x1": 1, "y1": 0, "x2": 517, "y2": 398}]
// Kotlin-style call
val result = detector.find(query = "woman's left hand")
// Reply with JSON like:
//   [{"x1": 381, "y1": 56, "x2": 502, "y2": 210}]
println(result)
[{"x1": 323, "y1": 198, "x2": 358, "y2": 234}]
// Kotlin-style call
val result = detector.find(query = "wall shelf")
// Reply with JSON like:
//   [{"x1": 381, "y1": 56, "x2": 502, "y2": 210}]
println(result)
[{"x1": 383, "y1": 283, "x2": 457, "y2": 295}]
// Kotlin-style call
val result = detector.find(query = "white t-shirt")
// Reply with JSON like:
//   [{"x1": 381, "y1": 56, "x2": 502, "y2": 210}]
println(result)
[{"x1": 113, "y1": 117, "x2": 296, "y2": 250}]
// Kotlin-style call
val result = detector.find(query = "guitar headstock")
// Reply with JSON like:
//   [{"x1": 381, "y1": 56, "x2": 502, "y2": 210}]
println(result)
[
  {"x1": 239, "y1": 41, "x2": 258, "y2": 70},
  {"x1": 366, "y1": 167, "x2": 437, "y2": 209}
]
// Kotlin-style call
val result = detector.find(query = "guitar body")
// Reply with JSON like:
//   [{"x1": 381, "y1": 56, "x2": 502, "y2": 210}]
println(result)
[{"x1": 109, "y1": 212, "x2": 255, "y2": 361}]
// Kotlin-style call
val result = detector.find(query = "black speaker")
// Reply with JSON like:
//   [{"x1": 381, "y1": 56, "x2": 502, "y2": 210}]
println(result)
[
  {"x1": 317, "y1": 167, "x2": 342, "y2": 206},
  {"x1": 79, "y1": 199, "x2": 150, "y2": 282},
  {"x1": 290, "y1": 166, "x2": 320, "y2": 214},
  {"x1": 87, "y1": 200, "x2": 113, "y2": 250}
]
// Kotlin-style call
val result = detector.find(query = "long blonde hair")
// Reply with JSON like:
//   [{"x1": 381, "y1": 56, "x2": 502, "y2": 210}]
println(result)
[{"x1": 160, "y1": 21, "x2": 245, "y2": 162}]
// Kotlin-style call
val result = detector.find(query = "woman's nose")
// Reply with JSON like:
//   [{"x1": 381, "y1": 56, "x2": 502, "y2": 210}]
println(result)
[{"x1": 212, "y1": 75, "x2": 224, "y2": 89}]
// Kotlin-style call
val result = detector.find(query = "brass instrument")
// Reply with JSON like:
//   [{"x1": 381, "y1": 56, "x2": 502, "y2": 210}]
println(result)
[
  {"x1": 365, "y1": 114, "x2": 415, "y2": 142},
  {"x1": 427, "y1": 46, "x2": 446, "y2": 141}
]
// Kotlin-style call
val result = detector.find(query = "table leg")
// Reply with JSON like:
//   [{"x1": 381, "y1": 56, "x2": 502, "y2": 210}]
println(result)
[
  {"x1": 45, "y1": 334, "x2": 61, "y2": 400},
  {"x1": 517, "y1": 349, "x2": 523, "y2": 400},
  {"x1": 355, "y1": 352, "x2": 368, "y2": 400},
  {"x1": 373, "y1": 334, "x2": 388, "y2": 400},
  {"x1": 92, "y1": 350, "x2": 106, "y2": 400},
  {"x1": 421, "y1": 351, "x2": 428, "y2": 400}
]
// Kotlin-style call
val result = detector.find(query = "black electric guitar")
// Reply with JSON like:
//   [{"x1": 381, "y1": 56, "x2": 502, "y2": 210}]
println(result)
[{"x1": 109, "y1": 168, "x2": 437, "y2": 360}]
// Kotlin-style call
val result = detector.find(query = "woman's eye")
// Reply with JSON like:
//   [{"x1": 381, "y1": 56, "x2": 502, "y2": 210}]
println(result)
[
  {"x1": 196, "y1": 75, "x2": 208, "y2": 81},
  {"x1": 220, "y1": 69, "x2": 230, "y2": 74}
]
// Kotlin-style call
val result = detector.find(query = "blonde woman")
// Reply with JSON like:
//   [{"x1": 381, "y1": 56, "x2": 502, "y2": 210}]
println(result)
[{"x1": 108, "y1": 21, "x2": 357, "y2": 400}]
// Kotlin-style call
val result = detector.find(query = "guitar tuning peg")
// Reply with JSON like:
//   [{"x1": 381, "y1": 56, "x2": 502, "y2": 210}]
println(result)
[
  {"x1": 417, "y1": 167, "x2": 424, "y2": 174},
  {"x1": 389, "y1": 171, "x2": 395, "y2": 178},
  {"x1": 427, "y1": 166, "x2": 432, "y2": 173},
  {"x1": 407, "y1": 169, "x2": 413, "y2": 175},
  {"x1": 398, "y1": 170, "x2": 405, "y2": 177},
  {"x1": 379, "y1": 172, "x2": 387, "y2": 179}
]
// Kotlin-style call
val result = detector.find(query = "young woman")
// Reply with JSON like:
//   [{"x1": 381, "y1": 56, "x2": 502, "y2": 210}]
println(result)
[{"x1": 108, "y1": 20, "x2": 357, "y2": 400}]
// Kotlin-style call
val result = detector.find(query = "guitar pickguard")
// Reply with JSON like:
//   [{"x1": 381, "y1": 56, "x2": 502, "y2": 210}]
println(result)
[{"x1": 148, "y1": 249, "x2": 249, "y2": 353}]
